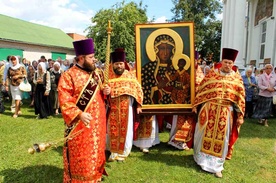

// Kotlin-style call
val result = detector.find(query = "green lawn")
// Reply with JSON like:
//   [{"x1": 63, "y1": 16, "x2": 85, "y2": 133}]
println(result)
[{"x1": 0, "y1": 99, "x2": 276, "y2": 183}]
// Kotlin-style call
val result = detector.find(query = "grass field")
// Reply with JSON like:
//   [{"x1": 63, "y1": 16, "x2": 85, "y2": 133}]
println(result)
[{"x1": 0, "y1": 99, "x2": 276, "y2": 183}]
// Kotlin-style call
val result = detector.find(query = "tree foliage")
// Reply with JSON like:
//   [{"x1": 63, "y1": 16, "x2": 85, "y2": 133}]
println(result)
[
  {"x1": 170, "y1": 0, "x2": 222, "y2": 62},
  {"x1": 86, "y1": 1, "x2": 148, "y2": 62}
]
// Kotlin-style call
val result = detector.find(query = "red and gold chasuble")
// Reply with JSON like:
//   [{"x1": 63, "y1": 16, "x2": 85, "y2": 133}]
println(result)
[
  {"x1": 58, "y1": 66, "x2": 107, "y2": 183},
  {"x1": 193, "y1": 69, "x2": 245, "y2": 158},
  {"x1": 107, "y1": 66, "x2": 143, "y2": 154},
  {"x1": 174, "y1": 115, "x2": 196, "y2": 148},
  {"x1": 134, "y1": 115, "x2": 154, "y2": 140},
  {"x1": 195, "y1": 65, "x2": 204, "y2": 92}
]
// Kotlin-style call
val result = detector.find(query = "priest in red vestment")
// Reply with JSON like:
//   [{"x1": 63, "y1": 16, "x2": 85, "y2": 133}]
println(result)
[
  {"x1": 193, "y1": 48, "x2": 245, "y2": 178},
  {"x1": 106, "y1": 48, "x2": 143, "y2": 161},
  {"x1": 58, "y1": 38, "x2": 111, "y2": 183}
]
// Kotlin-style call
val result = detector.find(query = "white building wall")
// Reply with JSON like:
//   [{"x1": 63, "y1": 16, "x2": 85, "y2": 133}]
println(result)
[
  {"x1": 24, "y1": 51, "x2": 50, "y2": 62},
  {"x1": 223, "y1": 0, "x2": 276, "y2": 69},
  {"x1": 221, "y1": 0, "x2": 247, "y2": 68},
  {"x1": 246, "y1": 0, "x2": 276, "y2": 68},
  {"x1": 0, "y1": 41, "x2": 75, "y2": 62},
  {"x1": 269, "y1": 0, "x2": 276, "y2": 66},
  {"x1": 272, "y1": 1, "x2": 276, "y2": 66},
  {"x1": 247, "y1": 0, "x2": 260, "y2": 65},
  {"x1": 265, "y1": 19, "x2": 275, "y2": 59},
  {"x1": 248, "y1": 27, "x2": 261, "y2": 63},
  {"x1": 247, "y1": 1, "x2": 258, "y2": 64},
  {"x1": 273, "y1": 0, "x2": 276, "y2": 65}
]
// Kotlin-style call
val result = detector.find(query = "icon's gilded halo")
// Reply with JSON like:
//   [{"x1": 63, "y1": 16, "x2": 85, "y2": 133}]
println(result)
[
  {"x1": 145, "y1": 28, "x2": 190, "y2": 70},
  {"x1": 173, "y1": 53, "x2": 191, "y2": 71}
]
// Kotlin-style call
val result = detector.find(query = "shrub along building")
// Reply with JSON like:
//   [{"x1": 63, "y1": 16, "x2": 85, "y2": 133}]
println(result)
[{"x1": 0, "y1": 14, "x2": 84, "y2": 61}]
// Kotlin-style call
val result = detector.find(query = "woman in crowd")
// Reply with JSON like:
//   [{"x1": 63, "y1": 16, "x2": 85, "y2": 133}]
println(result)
[
  {"x1": 242, "y1": 68, "x2": 257, "y2": 118},
  {"x1": 47, "y1": 59, "x2": 54, "y2": 71},
  {"x1": 33, "y1": 62, "x2": 53, "y2": 119},
  {"x1": 203, "y1": 65, "x2": 211, "y2": 76},
  {"x1": 61, "y1": 59, "x2": 70, "y2": 71},
  {"x1": 254, "y1": 69, "x2": 261, "y2": 83},
  {"x1": 49, "y1": 62, "x2": 63, "y2": 115},
  {"x1": 27, "y1": 64, "x2": 36, "y2": 107},
  {"x1": 22, "y1": 58, "x2": 29, "y2": 69},
  {"x1": 32, "y1": 60, "x2": 38, "y2": 71},
  {"x1": 252, "y1": 64, "x2": 276, "y2": 126},
  {"x1": 5, "y1": 56, "x2": 27, "y2": 118},
  {"x1": 0, "y1": 61, "x2": 6, "y2": 100}
]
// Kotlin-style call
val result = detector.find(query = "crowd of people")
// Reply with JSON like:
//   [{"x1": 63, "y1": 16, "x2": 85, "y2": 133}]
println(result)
[
  {"x1": 0, "y1": 37, "x2": 275, "y2": 182},
  {"x1": 0, "y1": 55, "x2": 70, "y2": 118}
]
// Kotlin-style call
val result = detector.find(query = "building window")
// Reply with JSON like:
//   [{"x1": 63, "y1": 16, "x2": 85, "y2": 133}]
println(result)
[{"x1": 259, "y1": 21, "x2": 266, "y2": 59}]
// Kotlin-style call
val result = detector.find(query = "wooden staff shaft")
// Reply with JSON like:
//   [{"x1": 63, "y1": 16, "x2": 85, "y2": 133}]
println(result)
[{"x1": 104, "y1": 20, "x2": 112, "y2": 84}]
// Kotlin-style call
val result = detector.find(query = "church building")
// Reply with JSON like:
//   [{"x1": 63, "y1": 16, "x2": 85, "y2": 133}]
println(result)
[{"x1": 222, "y1": 0, "x2": 275, "y2": 69}]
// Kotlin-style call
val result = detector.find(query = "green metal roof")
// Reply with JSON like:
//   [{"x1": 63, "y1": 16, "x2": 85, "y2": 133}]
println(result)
[{"x1": 0, "y1": 14, "x2": 74, "y2": 49}]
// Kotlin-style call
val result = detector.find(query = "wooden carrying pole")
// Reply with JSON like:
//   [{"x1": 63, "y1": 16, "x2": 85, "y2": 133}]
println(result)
[{"x1": 104, "y1": 20, "x2": 112, "y2": 85}]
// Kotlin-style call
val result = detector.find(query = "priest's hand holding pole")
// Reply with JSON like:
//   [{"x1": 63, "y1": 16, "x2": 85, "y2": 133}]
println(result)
[
  {"x1": 103, "y1": 85, "x2": 111, "y2": 95},
  {"x1": 136, "y1": 105, "x2": 142, "y2": 114}
]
